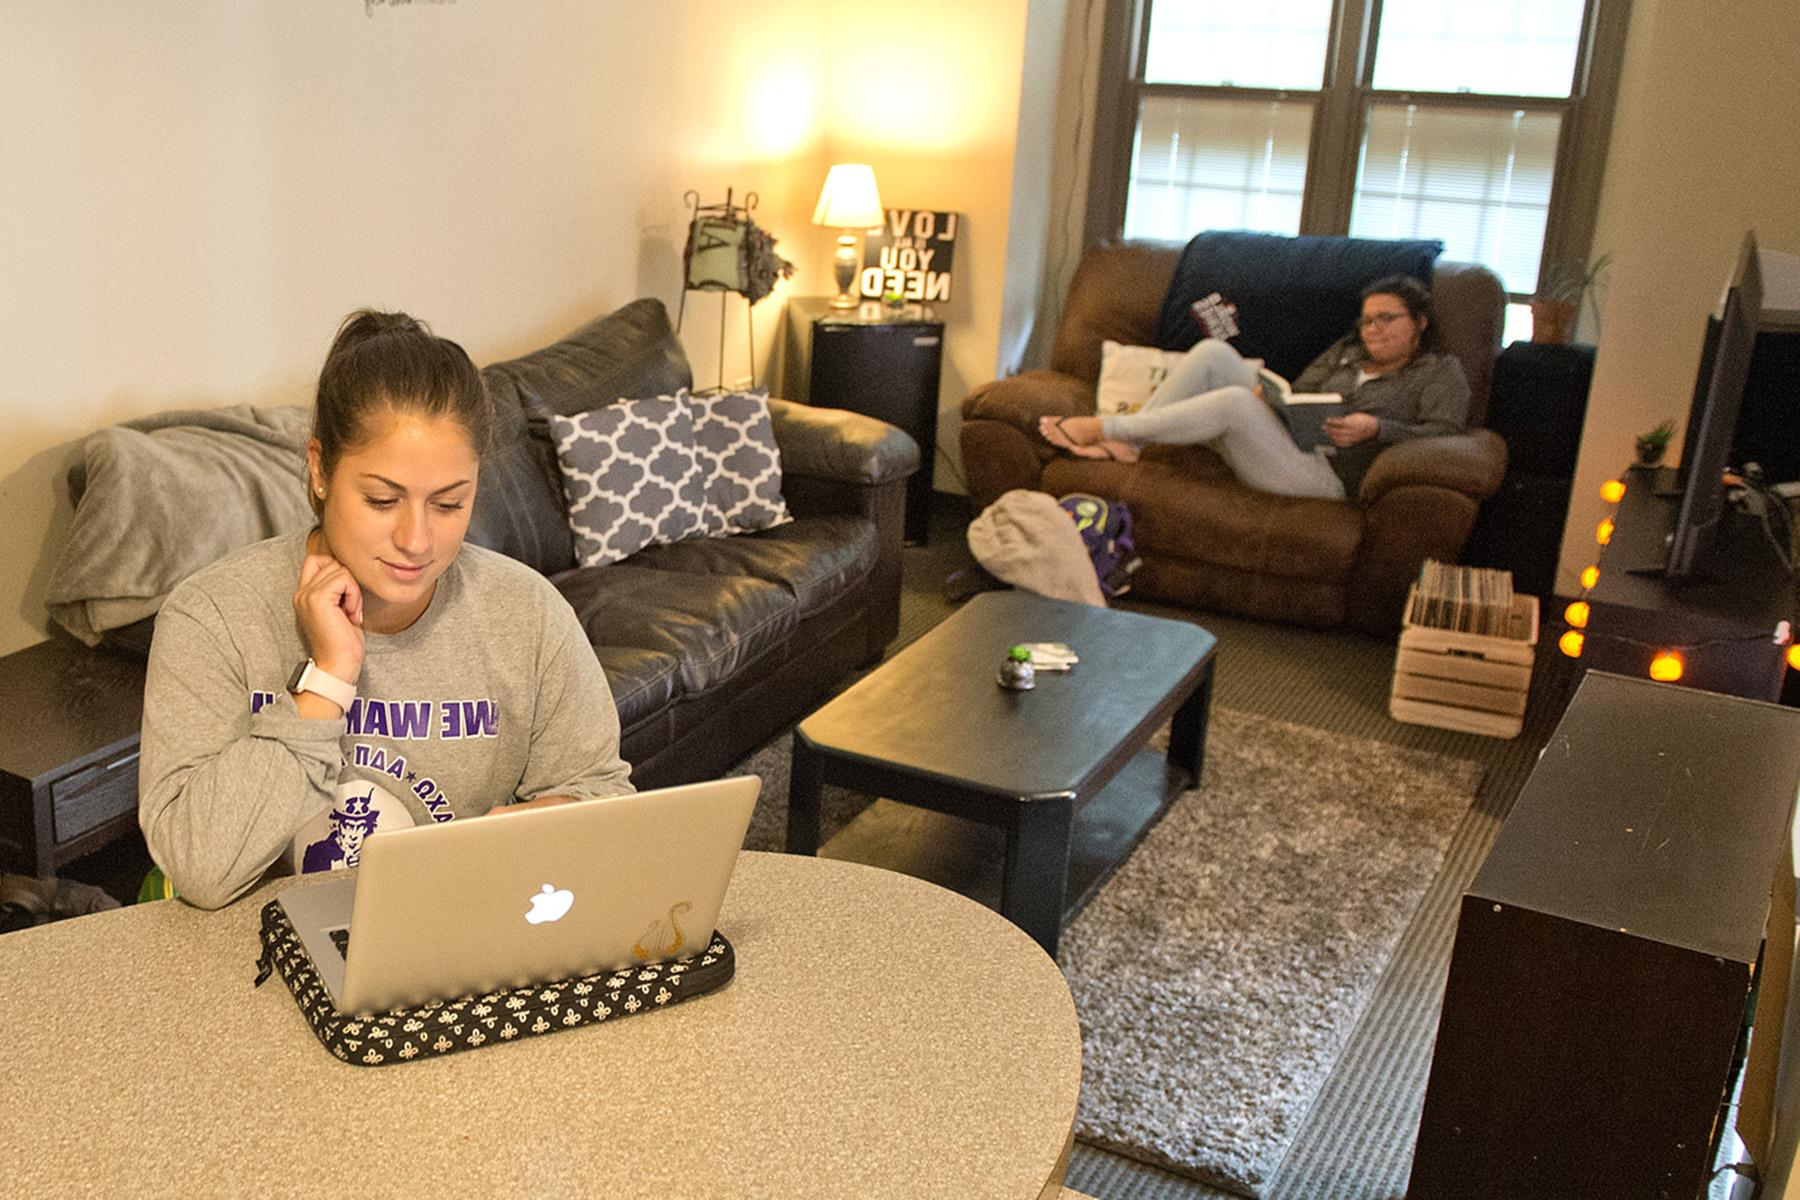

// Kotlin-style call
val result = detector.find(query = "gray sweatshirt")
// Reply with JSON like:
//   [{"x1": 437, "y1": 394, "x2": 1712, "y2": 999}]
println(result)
[
  {"x1": 139, "y1": 532, "x2": 634, "y2": 909},
  {"x1": 1291, "y1": 336, "x2": 1471, "y2": 496}
]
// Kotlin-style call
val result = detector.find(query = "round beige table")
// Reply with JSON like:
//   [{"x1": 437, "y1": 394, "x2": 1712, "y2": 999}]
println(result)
[{"x1": 0, "y1": 852, "x2": 1080, "y2": 1198}]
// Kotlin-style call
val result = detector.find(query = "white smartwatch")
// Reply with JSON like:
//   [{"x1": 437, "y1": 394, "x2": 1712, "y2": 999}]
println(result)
[{"x1": 288, "y1": 658, "x2": 357, "y2": 712}]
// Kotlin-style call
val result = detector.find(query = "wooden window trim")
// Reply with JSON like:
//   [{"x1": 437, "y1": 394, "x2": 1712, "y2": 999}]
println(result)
[{"x1": 1084, "y1": 0, "x2": 1632, "y2": 295}]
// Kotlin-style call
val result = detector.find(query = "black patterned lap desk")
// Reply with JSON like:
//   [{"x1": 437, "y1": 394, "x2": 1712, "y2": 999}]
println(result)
[{"x1": 788, "y1": 590, "x2": 1217, "y2": 957}]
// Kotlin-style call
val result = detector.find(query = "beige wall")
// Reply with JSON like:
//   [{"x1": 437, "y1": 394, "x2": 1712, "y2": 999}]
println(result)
[
  {"x1": 1559, "y1": 0, "x2": 1800, "y2": 593},
  {"x1": 817, "y1": 0, "x2": 1035, "y2": 498},
  {"x1": 0, "y1": 0, "x2": 1042, "y2": 655}
]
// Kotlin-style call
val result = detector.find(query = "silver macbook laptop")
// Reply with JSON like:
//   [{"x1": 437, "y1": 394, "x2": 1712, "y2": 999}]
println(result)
[{"x1": 277, "y1": 775, "x2": 759, "y2": 1016}]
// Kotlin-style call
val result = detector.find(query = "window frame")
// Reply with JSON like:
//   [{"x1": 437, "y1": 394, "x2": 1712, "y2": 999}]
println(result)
[{"x1": 1084, "y1": 0, "x2": 1632, "y2": 303}]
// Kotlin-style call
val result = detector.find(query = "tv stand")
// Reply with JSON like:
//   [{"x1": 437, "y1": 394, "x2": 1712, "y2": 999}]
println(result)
[{"x1": 1582, "y1": 465, "x2": 1793, "y2": 699}]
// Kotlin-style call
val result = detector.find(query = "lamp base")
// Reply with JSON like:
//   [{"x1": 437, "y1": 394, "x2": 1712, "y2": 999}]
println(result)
[{"x1": 830, "y1": 234, "x2": 860, "y2": 308}]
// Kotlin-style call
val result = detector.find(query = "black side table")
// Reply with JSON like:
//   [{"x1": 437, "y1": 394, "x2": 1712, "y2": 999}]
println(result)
[
  {"x1": 0, "y1": 638, "x2": 146, "y2": 878},
  {"x1": 785, "y1": 297, "x2": 943, "y2": 544},
  {"x1": 1462, "y1": 341, "x2": 1597, "y2": 596}
]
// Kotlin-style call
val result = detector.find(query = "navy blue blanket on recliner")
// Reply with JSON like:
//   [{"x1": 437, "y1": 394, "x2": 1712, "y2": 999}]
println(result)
[{"x1": 1152, "y1": 230, "x2": 1444, "y2": 382}]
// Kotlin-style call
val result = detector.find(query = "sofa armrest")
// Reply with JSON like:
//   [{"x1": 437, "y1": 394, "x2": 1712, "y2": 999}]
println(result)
[
  {"x1": 768, "y1": 397, "x2": 919, "y2": 487},
  {"x1": 958, "y1": 370, "x2": 1099, "y2": 511},
  {"x1": 1344, "y1": 430, "x2": 1508, "y2": 635},
  {"x1": 1357, "y1": 429, "x2": 1507, "y2": 507},
  {"x1": 961, "y1": 369, "x2": 1097, "y2": 432},
  {"x1": 768, "y1": 397, "x2": 915, "y2": 658}
]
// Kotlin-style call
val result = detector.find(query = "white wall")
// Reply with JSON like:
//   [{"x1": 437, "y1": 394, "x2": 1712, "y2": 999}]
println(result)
[
  {"x1": 1, "y1": 0, "x2": 1045, "y2": 656},
  {"x1": 1558, "y1": 0, "x2": 1800, "y2": 593}
]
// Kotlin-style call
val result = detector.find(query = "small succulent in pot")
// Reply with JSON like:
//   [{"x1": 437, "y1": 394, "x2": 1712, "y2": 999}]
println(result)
[{"x1": 1636, "y1": 418, "x2": 1676, "y2": 467}]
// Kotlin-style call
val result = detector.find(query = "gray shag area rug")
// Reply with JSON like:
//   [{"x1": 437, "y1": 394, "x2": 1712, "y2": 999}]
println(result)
[
  {"x1": 729, "y1": 707, "x2": 1479, "y2": 1199},
  {"x1": 1059, "y1": 709, "x2": 1481, "y2": 1197}
]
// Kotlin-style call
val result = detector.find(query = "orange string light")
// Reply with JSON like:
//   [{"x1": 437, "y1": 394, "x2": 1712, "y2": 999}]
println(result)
[
  {"x1": 1580, "y1": 565, "x2": 1600, "y2": 590},
  {"x1": 1596, "y1": 517, "x2": 1614, "y2": 546},
  {"x1": 1558, "y1": 630, "x2": 1585, "y2": 658},
  {"x1": 1564, "y1": 601, "x2": 1590, "y2": 628},
  {"x1": 1600, "y1": 479, "x2": 1626, "y2": 503},
  {"x1": 1649, "y1": 651, "x2": 1685, "y2": 682}
]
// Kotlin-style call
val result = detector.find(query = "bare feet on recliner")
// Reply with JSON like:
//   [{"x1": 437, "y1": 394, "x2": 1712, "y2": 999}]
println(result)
[{"x1": 1038, "y1": 415, "x2": 1140, "y2": 463}]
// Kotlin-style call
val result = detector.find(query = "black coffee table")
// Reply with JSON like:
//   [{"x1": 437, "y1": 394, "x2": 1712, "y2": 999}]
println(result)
[{"x1": 787, "y1": 590, "x2": 1217, "y2": 956}]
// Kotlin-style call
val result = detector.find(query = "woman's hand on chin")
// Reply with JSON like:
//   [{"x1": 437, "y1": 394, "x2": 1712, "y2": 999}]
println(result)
[{"x1": 294, "y1": 549, "x2": 366, "y2": 682}]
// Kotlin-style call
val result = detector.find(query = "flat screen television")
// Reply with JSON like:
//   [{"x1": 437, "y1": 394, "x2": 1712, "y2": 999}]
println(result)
[{"x1": 1662, "y1": 232, "x2": 1765, "y2": 579}]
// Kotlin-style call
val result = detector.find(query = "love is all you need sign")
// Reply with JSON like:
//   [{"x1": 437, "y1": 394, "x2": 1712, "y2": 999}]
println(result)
[{"x1": 859, "y1": 209, "x2": 960, "y2": 304}]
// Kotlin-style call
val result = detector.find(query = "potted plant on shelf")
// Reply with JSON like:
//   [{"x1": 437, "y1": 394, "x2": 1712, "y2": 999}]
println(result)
[
  {"x1": 1532, "y1": 254, "x2": 1612, "y2": 345},
  {"x1": 1636, "y1": 419, "x2": 1676, "y2": 467}
]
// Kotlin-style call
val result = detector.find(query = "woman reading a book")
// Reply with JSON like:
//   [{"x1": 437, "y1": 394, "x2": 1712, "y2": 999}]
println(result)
[{"x1": 1039, "y1": 275, "x2": 1469, "y2": 499}]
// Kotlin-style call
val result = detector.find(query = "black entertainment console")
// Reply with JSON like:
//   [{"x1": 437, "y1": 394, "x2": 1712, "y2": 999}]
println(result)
[{"x1": 1576, "y1": 464, "x2": 1793, "y2": 701}]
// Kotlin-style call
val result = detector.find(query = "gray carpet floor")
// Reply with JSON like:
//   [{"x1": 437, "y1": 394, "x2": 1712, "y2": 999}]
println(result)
[{"x1": 886, "y1": 500, "x2": 1581, "y2": 1200}]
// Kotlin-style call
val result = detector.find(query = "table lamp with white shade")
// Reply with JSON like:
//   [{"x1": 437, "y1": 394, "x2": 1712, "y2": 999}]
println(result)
[{"x1": 812, "y1": 163, "x2": 884, "y2": 309}]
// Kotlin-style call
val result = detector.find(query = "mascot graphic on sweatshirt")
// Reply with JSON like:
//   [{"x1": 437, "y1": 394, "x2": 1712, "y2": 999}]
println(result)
[{"x1": 293, "y1": 779, "x2": 416, "y2": 874}]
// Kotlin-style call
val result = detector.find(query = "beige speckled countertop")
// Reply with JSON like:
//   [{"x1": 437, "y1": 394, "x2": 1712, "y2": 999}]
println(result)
[{"x1": 0, "y1": 852, "x2": 1081, "y2": 1198}]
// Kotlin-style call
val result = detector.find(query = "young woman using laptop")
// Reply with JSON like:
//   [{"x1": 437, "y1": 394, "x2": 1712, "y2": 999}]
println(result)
[{"x1": 139, "y1": 311, "x2": 635, "y2": 910}]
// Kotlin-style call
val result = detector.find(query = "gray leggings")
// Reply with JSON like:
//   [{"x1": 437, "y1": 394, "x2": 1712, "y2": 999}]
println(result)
[{"x1": 1100, "y1": 339, "x2": 1345, "y2": 500}]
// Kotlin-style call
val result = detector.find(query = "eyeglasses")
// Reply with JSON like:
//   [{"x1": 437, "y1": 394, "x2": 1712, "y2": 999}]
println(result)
[{"x1": 1358, "y1": 311, "x2": 1410, "y2": 330}]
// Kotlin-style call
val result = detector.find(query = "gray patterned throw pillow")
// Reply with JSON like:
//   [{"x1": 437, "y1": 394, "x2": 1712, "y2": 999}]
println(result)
[
  {"x1": 689, "y1": 388, "x2": 792, "y2": 535},
  {"x1": 550, "y1": 397, "x2": 710, "y2": 567}
]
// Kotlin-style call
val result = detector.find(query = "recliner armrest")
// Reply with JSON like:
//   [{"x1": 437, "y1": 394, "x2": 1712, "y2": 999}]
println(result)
[
  {"x1": 961, "y1": 370, "x2": 1097, "y2": 433},
  {"x1": 1357, "y1": 429, "x2": 1507, "y2": 507},
  {"x1": 768, "y1": 397, "x2": 919, "y2": 487}
]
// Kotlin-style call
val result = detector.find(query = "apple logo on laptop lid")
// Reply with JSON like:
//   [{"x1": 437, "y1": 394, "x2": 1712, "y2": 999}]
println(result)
[{"x1": 526, "y1": 884, "x2": 574, "y2": 925}]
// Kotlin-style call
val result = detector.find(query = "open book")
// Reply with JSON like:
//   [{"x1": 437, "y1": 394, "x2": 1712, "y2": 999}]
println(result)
[{"x1": 1256, "y1": 368, "x2": 1346, "y2": 454}]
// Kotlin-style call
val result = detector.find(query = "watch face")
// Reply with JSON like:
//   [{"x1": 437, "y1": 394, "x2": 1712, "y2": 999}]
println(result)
[{"x1": 289, "y1": 660, "x2": 311, "y2": 692}]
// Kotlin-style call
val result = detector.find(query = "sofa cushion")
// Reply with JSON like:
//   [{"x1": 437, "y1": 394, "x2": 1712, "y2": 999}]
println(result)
[
  {"x1": 591, "y1": 645, "x2": 682, "y2": 730},
  {"x1": 550, "y1": 398, "x2": 710, "y2": 567},
  {"x1": 553, "y1": 563, "x2": 797, "y2": 696},
  {"x1": 483, "y1": 298, "x2": 693, "y2": 420},
  {"x1": 1043, "y1": 450, "x2": 1363, "y2": 583},
  {"x1": 1153, "y1": 231, "x2": 1444, "y2": 381},
  {"x1": 469, "y1": 300, "x2": 695, "y2": 575},
  {"x1": 689, "y1": 389, "x2": 792, "y2": 535},
  {"x1": 623, "y1": 516, "x2": 875, "y2": 619}
]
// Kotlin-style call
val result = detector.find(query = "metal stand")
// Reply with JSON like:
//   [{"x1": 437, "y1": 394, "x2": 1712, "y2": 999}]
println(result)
[{"x1": 676, "y1": 188, "x2": 760, "y2": 392}]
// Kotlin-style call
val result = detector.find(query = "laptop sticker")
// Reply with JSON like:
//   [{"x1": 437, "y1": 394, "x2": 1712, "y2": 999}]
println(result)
[{"x1": 634, "y1": 901, "x2": 693, "y2": 960}]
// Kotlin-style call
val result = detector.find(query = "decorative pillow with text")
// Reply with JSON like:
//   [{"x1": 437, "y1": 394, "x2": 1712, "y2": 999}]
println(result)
[
  {"x1": 550, "y1": 397, "x2": 710, "y2": 568},
  {"x1": 687, "y1": 388, "x2": 792, "y2": 535},
  {"x1": 1096, "y1": 340, "x2": 1187, "y2": 416}
]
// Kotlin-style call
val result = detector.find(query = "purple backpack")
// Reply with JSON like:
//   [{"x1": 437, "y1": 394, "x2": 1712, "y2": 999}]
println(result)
[{"x1": 1059, "y1": 493, "x2": 1140, "y2": 599}]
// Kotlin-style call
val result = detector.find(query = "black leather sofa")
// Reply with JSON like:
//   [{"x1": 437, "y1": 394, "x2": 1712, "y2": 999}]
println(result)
[
  {"x1": 64, "y1": 299, "x2": 918, "y2": 792},
  {"x1": 468, "y1": 299, "x2": 919, "y2": 788}
]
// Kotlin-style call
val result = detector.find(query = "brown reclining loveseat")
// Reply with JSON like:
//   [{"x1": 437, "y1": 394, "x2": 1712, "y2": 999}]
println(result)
[{"x1": 959, "y1": 238, "x2": 1508, "y2": 635}]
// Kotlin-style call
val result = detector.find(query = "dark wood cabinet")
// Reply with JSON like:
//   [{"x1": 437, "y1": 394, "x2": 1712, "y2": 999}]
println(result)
[
  {"x1": 781, "y1": 297, "x2": 944, "y2": 544},
  {"x1": 1410, "y1": 672, "x2": 1800, "y2": 1197},
  {"x1": 0, "y1": 638, "x2": 146, "y2": 877}
]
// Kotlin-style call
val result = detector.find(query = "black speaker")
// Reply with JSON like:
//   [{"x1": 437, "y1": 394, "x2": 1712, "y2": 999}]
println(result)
[
  {"x1": 1462, "y1": 471, "x2": 1572, "y2": 597},
  {"x1": 1486, "y1": 341, "x2": 1595, "y2": 478}
]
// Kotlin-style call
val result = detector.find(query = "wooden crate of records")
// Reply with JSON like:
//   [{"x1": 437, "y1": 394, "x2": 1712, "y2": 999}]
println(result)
[{"x1": 1389, "y1": 564, "x2": 1540, "y2": 739}]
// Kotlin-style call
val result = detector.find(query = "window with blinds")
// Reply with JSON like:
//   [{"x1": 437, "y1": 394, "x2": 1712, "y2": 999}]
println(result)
[
  {"x1": 1112, "y1": 0, "x2": 1605, "y2": 305},
  {"x1": 1125, "y1": 96, "x2": 1313, "y2": 239},
  {"x1": 1351, "y1": 104, "x2": 1562, "y2": 295}
]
